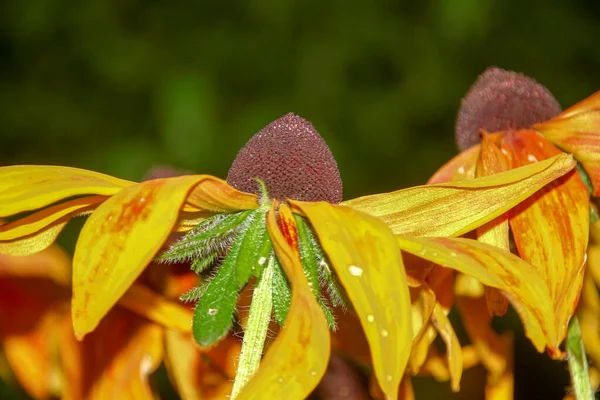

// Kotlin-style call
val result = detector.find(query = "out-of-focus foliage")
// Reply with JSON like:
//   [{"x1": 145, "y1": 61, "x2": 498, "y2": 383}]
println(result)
[{"x1": 1, "y1": 0, "x2": 599, "y2": 398}]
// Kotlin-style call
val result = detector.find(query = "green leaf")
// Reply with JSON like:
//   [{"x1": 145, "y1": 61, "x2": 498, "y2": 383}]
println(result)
[
  {"x1": 271, "y1": 255, "x2": 291, "y2": 325},
  {"x1": 192, "y1": 228, "x2": 247, "y2": 346},
  {"x1": 236, "y1": 211, "x2": 272, "y2": 287},
  {"x1": 567, "y1": 316, "x2": 593, "y2": 399},
  {"x1": 295, "y1": 215, "x2": 337, "y2": 329},
  {"x1": 180, "y1": 286, "x2": 205, "y2": 303}
]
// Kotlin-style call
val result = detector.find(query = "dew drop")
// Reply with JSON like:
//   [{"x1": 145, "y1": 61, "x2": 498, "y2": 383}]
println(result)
[
  {"x1": 139, "y1": 197, "x2": 146, "y2": 203},
  {"x1": 307, "y1": 282, "x2": 313, "y2": 287},
  {"x1": 457, "y1": 166, "x2": 465, "y2": 174},
  {"x1": 277, "y1": 377, "x2": 284, "y2": 384},
  {"x1": 258, "y1": 256, "x2": 267, "y2": 266},
  {"x1": 348, "y1": 265, "x2": 363, "y2": 277},
  {"x1": 310, "y1": 370, "x2": 317, "y2": 377},
  {"x1": 367, "y1": 314, "x2": 375, "y2": 323},
  {"x1": 381, "y1": 329, "x2": 389, "y2": 338},
  {"x1": 527, "y1": 154, "x2": 538, "y2": 163},
  {"x1": 450, "y1": 251, "x2": 457, "y2": 257},
  {"x1": 386, "y1": 375, "x2": 393, "y2": 382},
  {"x1": 208, "y1": 308, "x2": 218, "y2": 316}
]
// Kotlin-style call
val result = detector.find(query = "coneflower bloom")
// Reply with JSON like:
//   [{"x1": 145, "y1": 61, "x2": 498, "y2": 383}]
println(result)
[{"x1": 0, "y1": 113, "x2": 576, "y2": 399}]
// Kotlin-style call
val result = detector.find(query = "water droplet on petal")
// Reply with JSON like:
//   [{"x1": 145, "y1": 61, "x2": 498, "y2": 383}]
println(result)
[
  {"x1": 277, "y1": 377, "x2": 284, "y2": 384},
  {"x1": 381, "y1": 329, "x2": 389, "y2": 337},
  {"x1": 367, "y1": 314, "x2": 375, "y2": 323},
  {"x1": 258, "y1": 256, "x2": 267, "y2": 265},
  {"x1": 527, "y1": 154, "x2": 538, "y2": 163},
  {"x1": 307, "y1": 282, "x2": 313, "y2": 287},
  {"x1": 139, "y1": 197, "x2": 146, "y2": 203},
  {"x1": 310, "y1": 370, "x2": 317, "y2": 377},
  {"x1": 348, "y1": 265, "x2": 363, "y2": 277},
  {"x1": 386, "y1": 375, "x2": 393, "y2": 382},
  {"x1": 450, "y1": 251, "x2": 457, "y2": 257},
  {"x1": 457, "y1": 166, "x2": 465, "y2": 174},
  {"x1": 208, "y1": 308, "x2": 218, "y2": 316}
]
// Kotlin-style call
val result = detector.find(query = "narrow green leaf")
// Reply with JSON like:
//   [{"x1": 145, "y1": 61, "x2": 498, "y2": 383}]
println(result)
[
  {"x1": 236, "y1": 211, "x2": 271, "y2": 287},
  {"x1": 193, "y1": 230, "x2": 247, "y2": 346},
  {"x1": 567, "y1": 316, "x2": 593, "y2": 399},
  {"x1": 295, "y1": 215, "x2": 337, "y2": 329},
  {"x1": 271, "y1": 255, "x2": 291, "y2": 325}
]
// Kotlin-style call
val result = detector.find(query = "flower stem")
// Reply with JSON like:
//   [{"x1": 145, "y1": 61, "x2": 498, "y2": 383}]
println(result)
[
  {"x1": 230, "y1": 256, "x2": 275, "y2": 398},
  {"x1": 567, "y1": 316, "x2": 594, "y2": 399}
]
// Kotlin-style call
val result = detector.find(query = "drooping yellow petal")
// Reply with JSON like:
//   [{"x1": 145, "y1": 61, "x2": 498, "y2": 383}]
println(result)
[
  {"x1": 164, "y1": 330, "x2": 237, "y2": 400},
  {"x1": 236, "y1": 204, "x2": 329, "y2": 399},
  {"x1": 118, "y1": 283, "x2": 193, "y2": 333},
  {"x1": 432, "y1": 303, "x2": 462, "y2": 392},
  {"x1": 578, "y1": 274, "x2": 600, "y2": 367},
  {"x1": 417, "y1": 345, "x2": 479, "y2": 383},
  {"x1": 410, "y1": 285, "x2": 436, "y2": 345},
  {"x1": 396, "y1": 235, "x2": 557, "y2": 352},
  {"x1": 72, "y1": 175, "x2": 247, "y2": 339},
  {"x1": 343, "y1": 153, "x2": 575, "y2": 237},
  {"x1": 291, "y1": 200, "x2": 412, "y2": 399},
  {"x1": 0, "y1": 196, "x2": 106, "y2": 256},
  {"x1": 427, "y1": 144, "x2": 481, "y2": 184},
  {"x1": 476, "y1": 133, "x2": 511, "y2": 316},
  {"x1": 503, "y1": 130, "x2": 589, "y2": 346},
  {"x1": 0, "y1": 165, "x2": 133, "y2": 217},
  {"x1": 533, "y1": 91, "x2": 600, "y2": 196}
]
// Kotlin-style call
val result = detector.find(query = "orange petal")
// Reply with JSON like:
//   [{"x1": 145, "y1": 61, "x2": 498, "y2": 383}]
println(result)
[
  {"x1": 291, "y1": 200, "x2": 412, "y2": 398},
  {"x1": 396, "y1": 235, "x2": 557, "y2": 352},
  {"x1": 503, "y1": 130, "x2": 589, "y2": 346},
  {"x1": 432, "y1": 303, "x2": 462, "y2": 392},
  {"x1": 72, "y1": 309, "x2": 164, "y2": 400},
  {"x1": 0, "y1": 196, "x2": 106, "y2": 256},
  {"x1": 71, "y1": 175, "x2": 233, "y2": 339},
  {"x1": 427, "y1": 144, "x2": 481, "y2": 184},
  {"x1": 0, "y1": 244, "x2": 71, "y2": 286},
  {"x1": 476, "y1": 134, "x2": 511, "y2": 316},
  {"x1": 343, "y1": 153, "x2": 575, "y2": 237},
  {"x1": 484, "y1": 333, "x2": 514, "y2": 400},
  {"x1": 533, "y1": 91, "x2": 600, "y2": 196},
  {"x1": 456, "y1": 296, "x2": 508, "y2": 381},
  {"x1": 118, "y1": 283, "x2": 193, "y2": 333},
  {"x1": 235, "y1": 204, "x2": 330, "y2": 399},
  {"x1": 0, "y1": 279, "x2": 66, "y2": 399},
  {"x1": 0, "y1": 165, "x2": 133, "y2": 217},
  {"x1": 164, "y1": 330, "x2": 237, "y2": 400}
]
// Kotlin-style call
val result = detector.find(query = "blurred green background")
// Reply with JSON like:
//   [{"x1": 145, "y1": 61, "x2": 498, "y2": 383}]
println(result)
[{"x1": 1, "y1": 0, "x2": 599, "y2": 398}]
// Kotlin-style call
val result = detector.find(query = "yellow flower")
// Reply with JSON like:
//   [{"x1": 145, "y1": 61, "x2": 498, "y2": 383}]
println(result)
[
  {"x1": 0, "y1": 112, "x2": 576, "y2": 399},
  {"x1": 420, "y1": 67, "x2": 596, "y2": 394}
]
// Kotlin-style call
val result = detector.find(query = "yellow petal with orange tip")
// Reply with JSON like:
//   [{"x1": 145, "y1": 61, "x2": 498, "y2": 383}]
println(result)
[
  {"x1": 118, "y1": 283, "x2": 193, "y2": 333},
  {"x1": 290, "y1": 200, "x2": 412, "y2": 399},
  {"x1": 343, "y1": 153, "x2": 575, "y2": 237},
  {"x1": 432, "y1": 303, "x2": 462, "y2": 392},
  {"x1": 185, "y1": 176, "x2": 258, "y2": 212},
  {"x1": 533, "y1": 90, "x2": 600, "y2": 196},
  {"x1": 503, "y1": 130, "x2": 589, "y2": 346},
  {"x1": 427, "y1": 144, "x2": 481, "y2": 184},
  {"x1": 164, "y1": 330, "x2": 237, "y2": 400},
  {"x1": 71, "y1": 175, "x2": 251, "y2": 340},
  {"x1": 396, "y1": 235, "x2": 558, "y2": 352},
  {"x1": 0, "y1": 165, "x2": 133, "y2": 217},
  {"x1": 476, "y1": 133, "x2": 511, "y2": 316},
  {"x1": 236, "y1": 204, "x2": 329, "y2": 400},
  {"x1": 0, "y1": 196, "x2": 106, "y2": 256}
]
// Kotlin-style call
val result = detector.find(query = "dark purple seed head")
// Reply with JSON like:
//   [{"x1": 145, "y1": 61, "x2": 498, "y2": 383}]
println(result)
[
  {"x1": 455, "y1": 67, "x2": 562, "y2": 151},
  {"x1": 227, "y1": 113, "x2": 343, "y2": 203}
]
